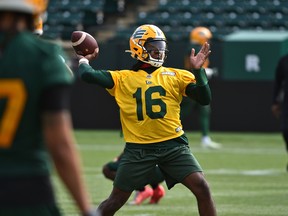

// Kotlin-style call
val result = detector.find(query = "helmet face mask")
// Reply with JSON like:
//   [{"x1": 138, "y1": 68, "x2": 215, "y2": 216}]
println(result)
[
  {"x1": 144, "y1": 40, "x2": 167, "y2": 67},
  {"x1": 129, "y1": 24, "x2": 168, "y2": 67}
]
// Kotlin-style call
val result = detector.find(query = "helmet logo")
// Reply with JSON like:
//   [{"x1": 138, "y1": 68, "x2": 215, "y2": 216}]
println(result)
[
  {"x1": 156, "y1": 29, "x2": 163, "y2": 37},
  {"x1": 132, "y1": 29, "x2": 146, "y2": 39}
]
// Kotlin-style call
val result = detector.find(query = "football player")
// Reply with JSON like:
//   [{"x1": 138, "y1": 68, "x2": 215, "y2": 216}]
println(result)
[
  {"x1": 33, "y1": 14, "x2": 74, "y2": 77},
  {"x1": 0, "y1": 1, "x2": 95, "y2": 215},
  {"x1": 75, "y1": 24, "x2": 217, "y2": 216},
  {"x1": 182, "y1": 26, "x2": 222, "y2": 149}
]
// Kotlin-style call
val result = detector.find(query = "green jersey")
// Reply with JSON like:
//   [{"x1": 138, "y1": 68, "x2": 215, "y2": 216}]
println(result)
[{"x1": 0, "y1": 31, "x2": 73, "y2": 176}]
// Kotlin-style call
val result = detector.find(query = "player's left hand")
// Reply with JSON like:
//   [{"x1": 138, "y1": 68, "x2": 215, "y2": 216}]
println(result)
[{"x1": 190, "y1": 42, "x2": 211, "y2": 69}]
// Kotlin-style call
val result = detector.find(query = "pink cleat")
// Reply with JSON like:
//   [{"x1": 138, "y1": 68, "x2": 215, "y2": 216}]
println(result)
[
  {"x1": 149, "y1": 185, "x2": 165, "y2": 204},
  {"x1": 129, "y1": 186, "x2": 153, "y2": 205}
]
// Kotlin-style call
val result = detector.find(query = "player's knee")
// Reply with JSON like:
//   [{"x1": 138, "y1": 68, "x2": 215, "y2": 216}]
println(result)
[
  {"x1": 194, "y1": 177, "x2": 212, "y2": 199},
  {"x1": 200, "y1": 179, "x2": 211, "y2": 195},
  {"x1": 185, "y1": 173, "x2": 212, "y2": 198}
]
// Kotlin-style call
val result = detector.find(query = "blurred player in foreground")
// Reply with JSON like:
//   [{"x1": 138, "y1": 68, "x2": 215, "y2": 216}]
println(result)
[
  {"x1": 182, "y1": 26, "x2": 221, "y2": 149},
  {"x1": 271, "y1": 53, "x2": 288, "y2": 171},
  {"x1": 75, "y1": 24, "x2": 217, "y2": 216},
  {"x1": 33, "y1": 14, "x2": 74, "y2": 77},
  {"x1": 0, "y1": 1, "x2": 95, "y2": 215},
  {"x1": 102, "y1": 152, "x2": 165, "y2": 205}
]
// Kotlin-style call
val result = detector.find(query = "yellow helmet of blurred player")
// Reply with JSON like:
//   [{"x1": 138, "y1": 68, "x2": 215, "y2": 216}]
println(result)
[
  {"x1": 0, "y1": 0, "x2": 48, "y2": 15},
  {"x1": 190, "y1": 27, "x2": 212, "y2": 45},
  {"x1": 128, "y1": 24, "x2": 168, "y2": 67}
]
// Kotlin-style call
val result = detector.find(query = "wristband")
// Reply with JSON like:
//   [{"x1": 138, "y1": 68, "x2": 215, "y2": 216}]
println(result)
[{"x1": 79, "y1": 58, "x2": 89, "y2": 65}]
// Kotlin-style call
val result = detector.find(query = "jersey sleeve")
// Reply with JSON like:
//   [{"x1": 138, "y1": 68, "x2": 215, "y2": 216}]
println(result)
[
  {"x1": 178, "y1": 69, "x2": 196, "y2": 96},
  {"x1": 41, "y1": 44, "x2": 74, "y2": 88},
  {"x1": 185, "y1": 68, "x2": 211, "y2": 105},
  {"x1": 78, "y1": 64, "x2": 114, "y2": 88},
  {"x1": 40, "y1": 84, "x2": 71, "y2": 111},
  {"x1": 105, "y1": 70, "x2": 122, "y2": 96}
]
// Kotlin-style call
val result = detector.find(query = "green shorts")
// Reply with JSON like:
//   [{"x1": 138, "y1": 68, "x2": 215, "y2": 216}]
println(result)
[
  {"x1": 105, "y1": 155, "x2": 123, "y2": 171},
  {"x1": 106, "y1": 154, "x2": 164, "y2": 189},
  {"x1": 114, "y1": 134, "x2": 203, "y2": 192}
]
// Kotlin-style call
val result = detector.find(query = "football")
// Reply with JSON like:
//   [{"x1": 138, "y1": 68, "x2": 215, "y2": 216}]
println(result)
[{"x1": 71, "y1": 31, "x2": 99, "y2": 57}]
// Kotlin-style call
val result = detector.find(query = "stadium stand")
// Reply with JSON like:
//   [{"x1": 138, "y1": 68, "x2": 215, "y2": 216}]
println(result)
[
  {"x1": 43, "y1": 0, "x2": 288, "y2": 41},
  {"x1": 44, "y1": 0, "x2": 105, "y2": 39},
  {"x1": 114, "y1": 0, "x2": 288, "y2": 41}
]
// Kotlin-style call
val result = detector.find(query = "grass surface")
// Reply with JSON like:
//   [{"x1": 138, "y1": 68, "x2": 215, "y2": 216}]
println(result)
[{"x1": 53, "y1": 130, "x2": 288, "y2": 216}]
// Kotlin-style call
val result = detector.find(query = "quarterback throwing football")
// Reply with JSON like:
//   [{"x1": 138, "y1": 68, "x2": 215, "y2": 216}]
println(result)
[{"x1": 76, "y1": 24, "x2": 217, "y2": 216}]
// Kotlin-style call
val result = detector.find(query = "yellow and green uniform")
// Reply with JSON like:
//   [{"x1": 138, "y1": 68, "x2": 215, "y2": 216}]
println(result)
[
  {"x1": 78, "y1": 61, "x2": 210, "y2": 191},
  {"x1": 79, "y1": 63, "x2": 210, "y2": 143},
  {"x1": 0, "y1": 31, "x2": 73, "y2": 214}
]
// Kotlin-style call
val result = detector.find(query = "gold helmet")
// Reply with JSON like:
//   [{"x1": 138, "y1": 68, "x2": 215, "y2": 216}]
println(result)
[
  {"x1": 0, "y1": 0, "x2": 48, "y2": 15},
  {"x1": 190, "y1": 27, "x2": 212, "y2": 45},
  {"x1": 128, "y1": 24, "x2": 168, "y2": 67}
]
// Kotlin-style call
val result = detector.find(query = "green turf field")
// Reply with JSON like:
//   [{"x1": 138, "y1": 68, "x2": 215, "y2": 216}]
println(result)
[{"x1": 53, "y1": 130, "x2": 288, "y2": 216}]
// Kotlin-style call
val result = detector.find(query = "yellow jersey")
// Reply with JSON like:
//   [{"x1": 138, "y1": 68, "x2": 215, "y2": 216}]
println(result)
[{"x1": 107, "y1": 66, "x2": 196, "y2": 144}]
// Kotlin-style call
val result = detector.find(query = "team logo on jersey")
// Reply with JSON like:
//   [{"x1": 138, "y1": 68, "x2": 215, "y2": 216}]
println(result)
[{"x1": 161, "y1": 71, "x2": 175, "y2": 76}]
